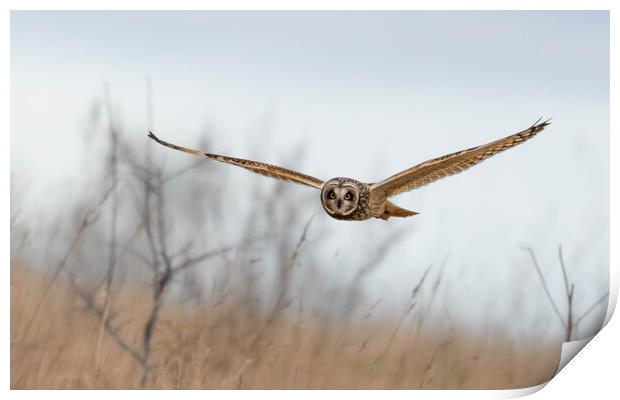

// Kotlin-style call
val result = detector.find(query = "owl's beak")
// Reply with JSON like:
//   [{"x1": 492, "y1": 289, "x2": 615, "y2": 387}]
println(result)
[{"x1": 337, "y1": 199, "x2": 342, "y2": 209}]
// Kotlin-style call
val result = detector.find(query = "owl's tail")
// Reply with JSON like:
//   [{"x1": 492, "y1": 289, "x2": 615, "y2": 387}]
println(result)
[{"x1": 380, "y1": 202, "x2": 419, "y2": 220}]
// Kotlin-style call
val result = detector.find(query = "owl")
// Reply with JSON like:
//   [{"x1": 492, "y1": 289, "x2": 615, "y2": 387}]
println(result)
[{"x1": 148, "y1": 118, "x2": 550, "y2": 221}]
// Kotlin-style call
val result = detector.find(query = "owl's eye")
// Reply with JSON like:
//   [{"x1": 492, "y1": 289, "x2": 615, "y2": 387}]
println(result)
[
  {"x1": 344, "y1": 192, "x2": 351, "y2": 200},
  {"x1": 329, "y1": 191, "x2": 336, "y2": 199}
]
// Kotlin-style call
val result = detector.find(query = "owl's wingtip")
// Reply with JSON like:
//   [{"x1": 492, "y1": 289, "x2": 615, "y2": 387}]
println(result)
[
  {"x1": 533, "y1": 117, "x2": 552, "y2": 128},
  {"x1": 148, "y1": 131, "x2": 167, "y2": 146},
  {"x1": 541, "y1": 117, "x2": 552, "y2": 126}
]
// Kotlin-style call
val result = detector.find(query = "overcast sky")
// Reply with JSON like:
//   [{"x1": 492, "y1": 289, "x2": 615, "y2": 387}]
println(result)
[{"x1": 11, "y1": 11, "x2": 609, "y2": 339}]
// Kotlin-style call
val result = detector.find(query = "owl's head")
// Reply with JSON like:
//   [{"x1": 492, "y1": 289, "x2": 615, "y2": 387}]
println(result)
[{"x1": 321, "y1": 178, "x2": 364, "y2": 219}]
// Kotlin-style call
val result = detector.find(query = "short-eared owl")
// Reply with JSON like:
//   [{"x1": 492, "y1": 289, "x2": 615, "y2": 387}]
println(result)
[{"x1": 148, "y1": 119, "x2": 550, "y2": 221}]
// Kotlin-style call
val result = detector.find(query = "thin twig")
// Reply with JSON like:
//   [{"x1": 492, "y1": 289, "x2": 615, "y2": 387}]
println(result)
[
  {"x1": 69, "y1": 274, "x2": 144, "y2": 363},
  {"x1": 140, "y1": 283, "x2": 167, "y2": 388},
  {"x1": 21, "y1": 182, "x2": 117, "y2": 338},
  {"x1": 173, "y1": 242, "x2": 249, "y2": 272},
  {"x1": 93, "y1": 220, "x2": 145, "y2": 357},
  {"x1": 287, "y1": 214, "x2": 314, "y2": 271},
  {"x1": 521, "y1": 246, "x2": 566, "y2": 328},
  {"x1": 163, "y1": 160, "x2": 207, "y2": 184},
  {"x1": 267, "y1": 216, "x2": 314, "y2": 325},
  {"x1": 96, "y1": 84, "x2": 121, "y2": 369},
  {"x1": 363, "y1": 298, "x2": 383, "y2": 320},
  {"x1": 556, "y1": 246, "x2": 575, "y2": 341},
  {"x1": 566, "y1": 283, "x2": 574, "y2": 342},
  {"x1": 374, "y1": 264, "x2": 433, "y2": 364},
  {"x1": 342, "y1": 228, "x2": 409, "y2": 317},
  {"x1": 574, "y1": 292, "x2": 609, "y2": 327},
  {"x1": 558, "y1": 246, "x2": 571, "y2": 301}
]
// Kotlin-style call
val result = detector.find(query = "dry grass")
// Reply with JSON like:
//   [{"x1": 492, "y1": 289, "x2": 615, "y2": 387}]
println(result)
[{"x1": 11, "y1": 263, "x2": 560, "y2": 389}]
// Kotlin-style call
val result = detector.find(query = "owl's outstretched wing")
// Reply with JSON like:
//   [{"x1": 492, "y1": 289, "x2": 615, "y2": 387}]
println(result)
[
  {"x1": 370, "y1": 119, "x2": 551, "y2": 199},
  {"x1": 148, "y1": 132, "x2": 324, "y2": 189}
]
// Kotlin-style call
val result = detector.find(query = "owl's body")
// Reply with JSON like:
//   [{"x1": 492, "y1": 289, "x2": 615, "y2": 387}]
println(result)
[
  {"x1": 148, "y1": 118, "x2": 550, "y2": 222},
  {"x1": 320, "y1": 177, "x2": 417, "y2": 221}
]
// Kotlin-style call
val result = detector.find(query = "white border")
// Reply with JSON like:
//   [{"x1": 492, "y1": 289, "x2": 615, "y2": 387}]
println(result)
[
  {"x1": 4, "y1": 2, "x2": 617, "y2": 399},
  {"x1": 3, "y1": 0, "x2": 617, "y2": 11}
]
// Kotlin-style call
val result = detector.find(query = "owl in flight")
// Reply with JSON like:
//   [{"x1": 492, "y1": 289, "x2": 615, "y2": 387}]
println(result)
[{"x1": 148, "y1": 119, "x2": 550, "y2": 221}]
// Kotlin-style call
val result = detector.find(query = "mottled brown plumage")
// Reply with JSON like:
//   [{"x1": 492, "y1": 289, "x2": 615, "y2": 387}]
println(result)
[
  {"x1": 148, "y1": 118, "x2": 550, "y2": 221},
  {"x1": 369, "y1": 118, "x2": 550, "y2": 199},
  {"x1": 148, "y1": 132, "x2": 323, "y2": 189}
]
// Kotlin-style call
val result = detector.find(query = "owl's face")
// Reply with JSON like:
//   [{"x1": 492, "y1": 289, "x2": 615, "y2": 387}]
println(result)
[{"x1": 321, "y1": 178, "x2": 362, "y2": 219}]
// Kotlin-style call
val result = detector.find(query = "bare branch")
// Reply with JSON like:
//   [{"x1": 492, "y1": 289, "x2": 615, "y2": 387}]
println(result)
[
  {"x1": 69, "y1": 274, "x2": 144, "y2": 364},
  {"x1": 170, "y1": 240, "x2": 197, "y2": 261},
  {"x1": 21, "y1": 182, "x2": 117, "y2": 338},
  {"x1": 163, "y1": 160, "x2": 207, "y2": 184},
  {"x1": 155, "y1": 173, "x2": 172, "y2": 273},
  {"x1": 96, "y1": 118, "x2": 124, "y2": 367},
  {"x1": 558, "y1": 246, "x2": 571, "y2": 300},
  {"x1": 575, "y1": 292, "x2": 610, "y2": 327},
  {"x1": 140, "y1": 285, "x2": 166, "y2": 387},
  {"x1": 521, "y1": 246, "x2": 566, "y2": 328},
  {"x1": 173, "y1": 245, "x2": 238, "y2": 272},
  {"x1": 115, "y1": 243, "x2": 151, "y2": 267},
  {"x1": 566, "y1": 283, "x2": 574, "y2": 342}
]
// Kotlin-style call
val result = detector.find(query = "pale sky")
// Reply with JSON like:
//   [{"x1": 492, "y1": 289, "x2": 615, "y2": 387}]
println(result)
[{"x1": 11, "y1": 11, "x2": 610, "y2": 339}]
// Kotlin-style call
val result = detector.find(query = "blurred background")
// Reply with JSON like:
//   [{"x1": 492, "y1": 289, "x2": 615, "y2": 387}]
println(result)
[{"x1": 10, "y1": 11, "x2": 609, "y2": 388}]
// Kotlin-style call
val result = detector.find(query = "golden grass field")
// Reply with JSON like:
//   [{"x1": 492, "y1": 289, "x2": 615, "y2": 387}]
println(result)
[{"x1": 11, "y1": 262, "x2": 561, "y2": 389}]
